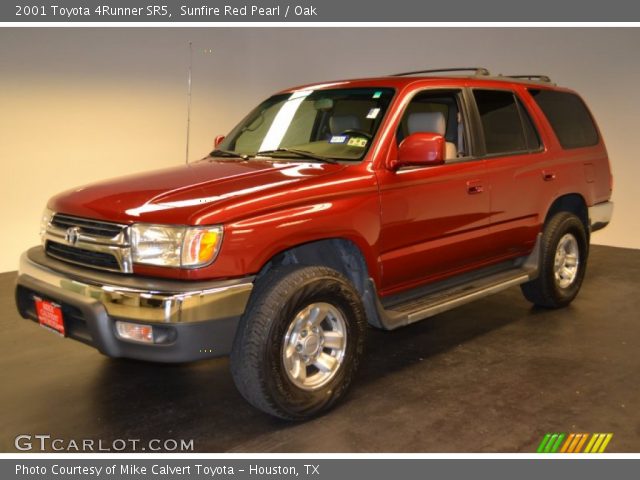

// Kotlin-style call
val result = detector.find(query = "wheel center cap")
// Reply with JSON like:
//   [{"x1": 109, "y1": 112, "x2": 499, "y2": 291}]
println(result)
[{"x1": 302, "y1": 334, "x2": 320, "y2": 356}]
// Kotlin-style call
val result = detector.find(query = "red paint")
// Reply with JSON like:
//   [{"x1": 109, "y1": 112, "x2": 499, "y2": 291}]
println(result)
[
  {"x1": 214, "y1": 135, "x2": 225, "y2": 148},
  {"x1": 35, "y1": 298, "x2": 65, "y2": 335},
  {"x1": 47, "y1": 75, "x2": 612, "y2": 297},
  {"x1": 393, "y1": 133, "x2": 445, "y2": 170}
]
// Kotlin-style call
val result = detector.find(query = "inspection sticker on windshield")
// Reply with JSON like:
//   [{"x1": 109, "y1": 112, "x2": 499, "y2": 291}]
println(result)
[
  {"x1": 347, "y1": 137, "x2": 368, "y2": 148},
  {"x1": 366, "y1": 108, "x2": 381, "y2": 119},
  {"x1": 329, "y1": 135, "x2": 348, "y2": 144},
  {"x1": 372, "y1": 91, "x2": 383, "y2": 99}
]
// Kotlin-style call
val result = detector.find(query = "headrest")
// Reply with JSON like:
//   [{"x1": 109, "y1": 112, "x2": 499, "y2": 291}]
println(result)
[
  {"x1": 407, "y1": 111, "x2": 446, "y2": 136},
  {"x1": 330, "y1": 115, "x2": 361, "y2": 135}
]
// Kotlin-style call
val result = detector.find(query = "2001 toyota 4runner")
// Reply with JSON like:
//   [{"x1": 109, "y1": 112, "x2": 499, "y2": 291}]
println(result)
[{"x1": 16, "y1": 67, "x2": 613, "y2": 419}]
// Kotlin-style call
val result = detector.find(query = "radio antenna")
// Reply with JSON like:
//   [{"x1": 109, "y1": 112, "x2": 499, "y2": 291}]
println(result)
[{"x1": 185, "y1": 41, "x2": 193, "y2": 164}]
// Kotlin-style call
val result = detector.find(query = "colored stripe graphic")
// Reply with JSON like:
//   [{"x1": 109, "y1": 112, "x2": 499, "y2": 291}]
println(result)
[
  {"x1": 584, "y1": 434, "x2": 599, "y2": 453},
  {"x1": 598, "y1": 433, "x2": 614, "y2": 453},
  {"x1": 538, "y1": 433, "x2": 613, "y2": 453},
  {"x1": 550, "y1": 434, "x2": 565, "y2": 453},
  {"x1": 573, "y1": 433, "x2": 589, "y2": 453},
  {"x1": 584, "y1": 433, "x2": 614, "y2": 453},
  {"x1": 559, "y1": 433, "x2": 575, "y2": 453},
  {"x1": 537, "y1": 434, "x2": 552, "y2": 453},
  {"x1": 537, "y1": 433, "x2": 565, "y2": 453}
]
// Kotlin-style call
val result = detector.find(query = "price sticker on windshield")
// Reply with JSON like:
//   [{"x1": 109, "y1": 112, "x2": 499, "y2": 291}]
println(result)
[
  {"x1": 366, "y1": 108, "x2": 381, "y2": 119},
  {"x1": 347, "y1": 137, "x2": 368, "y2": 148},
  {"x1": 329, "y1": 135, "x2": 348, "y2": 144}
]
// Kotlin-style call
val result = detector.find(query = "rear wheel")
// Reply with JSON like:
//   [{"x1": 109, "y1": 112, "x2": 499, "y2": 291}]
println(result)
[
  {"x1": 230, "y1": 265, "x2": 366, "y2": 420},
  {"x1": 521, "y1": 212, "x2": 588, "y2": 308}
]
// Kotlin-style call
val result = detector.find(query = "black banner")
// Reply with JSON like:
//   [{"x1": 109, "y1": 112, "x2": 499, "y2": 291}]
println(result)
[
  {"x1": 3, "y1": 0, "x2": 640, "y2": 22},
  {"x1": 4, "y1": 459, "x2": 640, "y2": 480}
]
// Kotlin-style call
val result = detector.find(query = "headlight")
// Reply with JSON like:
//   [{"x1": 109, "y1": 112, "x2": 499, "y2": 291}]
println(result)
[
  {"x1": 39, "y1": 207, "x2": 55, "y2": 240},
  {"x1": 130, "y1": 224, "x2": 223, "y2": 268}
]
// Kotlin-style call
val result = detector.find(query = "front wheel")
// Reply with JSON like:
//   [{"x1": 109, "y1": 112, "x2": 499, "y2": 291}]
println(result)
[
  {"x1": 230, "y1": 265, "x2": 366, "y2": 420},
  {"x1": 521, "y1": 212, "x2": 588, "y2": 308}
]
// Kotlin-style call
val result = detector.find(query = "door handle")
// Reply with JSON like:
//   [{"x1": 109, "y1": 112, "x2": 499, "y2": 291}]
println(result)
[
  {"x1": 466, "y1": 180, "x2": 484, "y2": 194},
  {"x1": 542, "y1": 170, "x2": 556, "y2": 181}
]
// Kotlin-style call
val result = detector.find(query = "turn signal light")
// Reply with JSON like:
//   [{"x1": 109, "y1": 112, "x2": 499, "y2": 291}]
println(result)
[
  {"x1": 115, "y1": 321, "x2": 154, "y2": 344},
  {"x1": 182, "y1": 227, "x2": 223, "y2": 267}
]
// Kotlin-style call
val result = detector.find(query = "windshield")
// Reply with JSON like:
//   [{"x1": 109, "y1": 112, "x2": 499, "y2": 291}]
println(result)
[{"x1": 217, "y1": 87, "x2": 395, "y2": 161}]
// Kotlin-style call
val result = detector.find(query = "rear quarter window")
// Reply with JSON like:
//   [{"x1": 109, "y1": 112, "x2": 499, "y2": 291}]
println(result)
[{"x1": 529, "y1": 89, "x2": 599, "y2": 149}]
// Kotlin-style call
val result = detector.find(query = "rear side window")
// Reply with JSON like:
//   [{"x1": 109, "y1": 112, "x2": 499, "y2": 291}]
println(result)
[
  {"x1": 473, "y1": 90, "x2": 540, "y2": 155},
  {"x1": 529, "y1": 89, "x2": 599, "y2": 149}
]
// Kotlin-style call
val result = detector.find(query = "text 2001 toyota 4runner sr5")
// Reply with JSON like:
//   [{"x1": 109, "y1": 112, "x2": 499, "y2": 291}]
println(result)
[{"x1": 16, "y1": 68, "x2": 613, "y2": 419}]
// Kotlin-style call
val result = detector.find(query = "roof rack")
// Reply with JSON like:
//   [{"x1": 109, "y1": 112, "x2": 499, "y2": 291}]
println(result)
[
  {"x1": 391, "y1": 67, "x2": 490, "y2": 77},
  {"x1": 506, "y1": 74, "x2": 552, "y2": 83}
]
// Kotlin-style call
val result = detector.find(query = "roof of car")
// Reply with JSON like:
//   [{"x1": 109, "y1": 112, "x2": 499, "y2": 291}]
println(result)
[{"x1": 282, "y1": 68, "x2": 570, "y2": 94}]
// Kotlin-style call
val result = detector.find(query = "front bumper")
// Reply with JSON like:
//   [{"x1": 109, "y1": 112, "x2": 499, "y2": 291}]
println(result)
[{"x1": 15, "y1": 247, "x2": 254, "y2": 362}]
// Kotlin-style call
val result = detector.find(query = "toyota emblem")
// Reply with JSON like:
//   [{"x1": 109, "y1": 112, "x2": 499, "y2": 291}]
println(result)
[{"x1": 65, "y1": 226, "x2": 81, "y2": 245}]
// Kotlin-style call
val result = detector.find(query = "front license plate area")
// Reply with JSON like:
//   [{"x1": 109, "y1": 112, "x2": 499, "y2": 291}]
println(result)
[{"x1": 34, "y1": 296, "x2": 66, "y2": 336}]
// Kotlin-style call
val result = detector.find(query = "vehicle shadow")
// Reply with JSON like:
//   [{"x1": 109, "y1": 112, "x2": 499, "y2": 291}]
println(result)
[{"x1": 87, "y1": 289, "x2": 530, "y2": 452}]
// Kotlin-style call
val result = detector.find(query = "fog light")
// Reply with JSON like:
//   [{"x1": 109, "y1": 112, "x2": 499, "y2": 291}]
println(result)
[{"x1": 115, "y1": 321, "x2": 154, "y2": 344}]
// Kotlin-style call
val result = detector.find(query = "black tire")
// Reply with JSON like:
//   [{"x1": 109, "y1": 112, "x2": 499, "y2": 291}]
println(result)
[
  {"x1": 521, "y1": 212, "x2": 588, "y2": 308},
  {"x1": 230, "y1": 265, "x2": 367, "y2": 420}
]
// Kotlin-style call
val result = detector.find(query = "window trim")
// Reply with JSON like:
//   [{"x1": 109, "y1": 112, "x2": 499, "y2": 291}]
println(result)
[
  {"x1": 469, "y1": 87, "x2": 546, "y2": 159},
  {"x1": 514, "y1": 95, "x2": 543, "y2": 153}
]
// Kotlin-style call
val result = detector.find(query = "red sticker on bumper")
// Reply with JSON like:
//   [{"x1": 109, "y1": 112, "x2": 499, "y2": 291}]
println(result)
[{"x1": 35, "y1": 297, "x2": 65, "y2": 336}]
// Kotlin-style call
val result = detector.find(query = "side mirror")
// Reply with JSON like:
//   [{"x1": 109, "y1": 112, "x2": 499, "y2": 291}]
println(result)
[
  {"x1": 391, "y1": 133, "x2": 445, "y2": 170},
  {"x1": 213, "y1": 135, "x2": 226, "y2": 148}
]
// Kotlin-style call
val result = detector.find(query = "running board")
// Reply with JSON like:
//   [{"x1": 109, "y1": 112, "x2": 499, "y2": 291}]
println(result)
[{"x1": 368, "y1": 235, "x2": 541, "y2": 331}]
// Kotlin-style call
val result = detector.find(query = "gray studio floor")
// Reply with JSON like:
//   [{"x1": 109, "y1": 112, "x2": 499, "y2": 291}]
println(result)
[{"x1": 1, "y1": 245, "x2": 638, "y2": 452}]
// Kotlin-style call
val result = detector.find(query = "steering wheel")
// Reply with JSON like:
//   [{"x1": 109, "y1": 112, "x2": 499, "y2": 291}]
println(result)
[{"x1": 340, "y1": 129, "x2": 373, "y2": 140}]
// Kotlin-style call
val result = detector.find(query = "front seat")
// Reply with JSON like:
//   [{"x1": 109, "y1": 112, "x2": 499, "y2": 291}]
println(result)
[
  {"x1": 330, "y1": 115, "x2": 362, "y2": 135},
  {"x1": 407, "y1": 112, "x2": 457, "y2": 160}
]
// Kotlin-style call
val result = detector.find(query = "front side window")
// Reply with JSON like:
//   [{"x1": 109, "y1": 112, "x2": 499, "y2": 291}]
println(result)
[
  {"x1": 396, "y1": 89, "x2": 468, "y2": 162},
  {"x1": 218, "y1": 88, "x2": 395, "y2": 161},
  {"x1": 473, "y1": 89, "x2": 541, "y2": 155}
]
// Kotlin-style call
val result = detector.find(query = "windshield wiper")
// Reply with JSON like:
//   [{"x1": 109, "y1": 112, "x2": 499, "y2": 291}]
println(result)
[
  {"x1": 209, "y1": 149, "x2": 250, "y2": 160},
  {"x1": 255, "y1": 148, "x2": 338, "y2": 164}
]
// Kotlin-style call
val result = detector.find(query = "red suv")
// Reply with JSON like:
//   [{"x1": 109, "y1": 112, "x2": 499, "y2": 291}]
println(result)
[{"x1": 15, "y1": 68, "x2": 613, "y2": 419}]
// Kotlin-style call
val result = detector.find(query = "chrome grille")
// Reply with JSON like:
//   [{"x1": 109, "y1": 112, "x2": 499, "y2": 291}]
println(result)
[
  {"x1": 51, "y1": 213, "x2": 123, "y2": 238},
  {"x1": 43, "y1": 213, "x2": 132, "y2": 273}
]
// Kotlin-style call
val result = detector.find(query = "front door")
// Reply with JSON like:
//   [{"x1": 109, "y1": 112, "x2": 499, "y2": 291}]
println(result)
[{"x1": 376, "y1": 89, "x2": 491, "y2": 296}]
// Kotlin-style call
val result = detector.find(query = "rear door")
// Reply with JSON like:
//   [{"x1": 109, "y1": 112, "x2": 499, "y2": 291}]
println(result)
[{"x1": 470, "y1": 88, "x2": 549, "y2": 259}]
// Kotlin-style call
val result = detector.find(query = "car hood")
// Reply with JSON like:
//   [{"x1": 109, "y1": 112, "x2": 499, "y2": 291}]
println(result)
[{"x1": 49, "y1": 158, "x2": 345, "y2": 225}]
